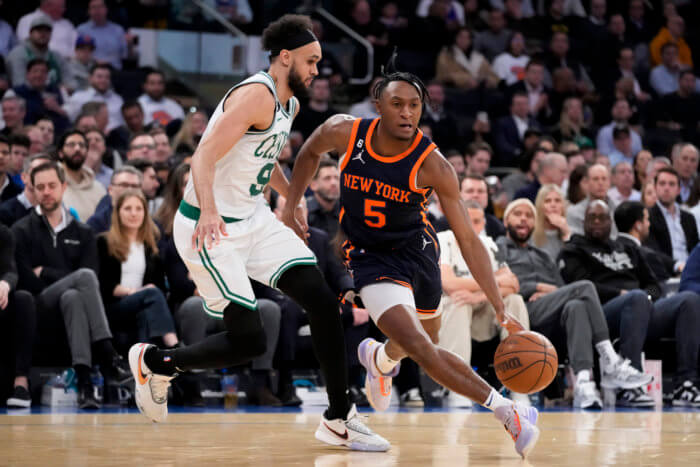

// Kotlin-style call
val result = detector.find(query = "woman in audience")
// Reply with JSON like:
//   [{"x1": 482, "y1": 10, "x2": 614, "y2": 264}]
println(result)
[
  {"x1": 435, "y1": 27, "x2": 499, "y2": 90},
  {"x1": 532, "y1": 184, "x2": 571, "y2": 260},
  {"x1": 551, "y1": 97, "x2": 594, "y2": 146},
  {"x1": 633, "y1": 150, "x2": 652, "y2": 191},
  {"x1": 172, "y1": 109, "x2": 208, "y2": 154},
  {"x1": 641, "y1": 180, "x2": 657, "y2": 209},
  {"x1": 97, "y1": 190, "x2": 179, "y2": 348},
  {"x1": 492, "y1": 31, "x2": 530, "y2": 86},
  {"x1": 567, "y1": 164, "x2": 589, "y2": 204}
]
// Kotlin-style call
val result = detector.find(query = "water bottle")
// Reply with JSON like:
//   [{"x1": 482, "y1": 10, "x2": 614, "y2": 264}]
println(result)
[
  {"x1": 61, "y1": 368, "x2": 77, "y2": 393},
  {"x1": 221, "y1": 370, "x2": 238, "y2": 409}
]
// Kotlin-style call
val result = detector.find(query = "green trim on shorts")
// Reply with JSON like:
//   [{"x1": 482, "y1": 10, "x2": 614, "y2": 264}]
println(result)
[
  {"x1": 198, "y1": 247, "x2": 257, "y2": 311},
  {"x1": 179, "y1": 200, "x2": 242, "y2": 224},
  {"x1": 202, "y1": 301, "x2": 225, "y2": 320},
  {"x1": 269, "y1": 256, "x2": 317, "y2": 288}
]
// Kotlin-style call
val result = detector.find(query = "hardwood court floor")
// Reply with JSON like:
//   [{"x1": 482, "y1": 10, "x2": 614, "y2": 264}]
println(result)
[{"x1": 1, "y1": 409, "x2": 699, "y2": 466}]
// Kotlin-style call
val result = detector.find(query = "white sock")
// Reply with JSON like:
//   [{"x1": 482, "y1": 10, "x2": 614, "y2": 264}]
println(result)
[
  {"x1": 482, "y1": 388, "x2": 510, "y2": 412},
  {"x1": 576, "y1": 369, "x2": 591, "y2": 384},
  {"x1": 375, "y1": 344, "x2": 400, "y2": 375},
  {"x1": 595, "y1": 340, "x2": 620, "y2": 372}
]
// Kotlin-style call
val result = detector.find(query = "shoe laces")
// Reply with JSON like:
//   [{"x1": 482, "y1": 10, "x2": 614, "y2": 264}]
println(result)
[
  {"x1": 150, "y1": 374, "x2": 174, "y2": 404},
  {"x1": 345, "y1": 411, "x2": 374, "y2": 436},
  {"x1": 615, "y1": 359, "x2": 642, "y2": 378}
]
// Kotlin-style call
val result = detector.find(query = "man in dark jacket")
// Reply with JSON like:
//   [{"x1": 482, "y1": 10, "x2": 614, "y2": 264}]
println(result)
[
  {"x1": 498, "y1": 198, "x2": 650, "y2": 409},
  {"x1": 12, "y1": 161, "x2": 129, "y2": 410},
  {"x1": 646, "y1": 167, "x2": 699, "y2": 270},
  {"x1": 0, "y1": 153, "x2": 52, "y2": 227},
  {"x1": 560, "y1": 201, "x2": 700, "y2": 407},
  {"x1": 0, "y1": 224, "x2": 36, "y2": 408},
  {"x1": 0, "y1": 135, "x2": 22, "y2": 203},
  {"x1": 614, "y1": 201, "x2": 676, "y2": 281}
]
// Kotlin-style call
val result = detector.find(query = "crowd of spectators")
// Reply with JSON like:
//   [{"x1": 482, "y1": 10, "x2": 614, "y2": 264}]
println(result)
[{"x1": 1, "y1": 0, "x2": 700, "y2": 411}]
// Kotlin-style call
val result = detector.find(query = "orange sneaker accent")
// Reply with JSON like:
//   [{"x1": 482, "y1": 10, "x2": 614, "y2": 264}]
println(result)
[{"x1": 137, "y1": 345, "x2": 149, "y2": 385}]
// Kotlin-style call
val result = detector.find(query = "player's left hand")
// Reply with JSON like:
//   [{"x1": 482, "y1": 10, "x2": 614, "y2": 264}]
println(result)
[{"x1": 281, "y1": 207, "x2": 309, "y2": 244}]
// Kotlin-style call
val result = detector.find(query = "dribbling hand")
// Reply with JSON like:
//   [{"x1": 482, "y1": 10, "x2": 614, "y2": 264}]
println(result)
[
  {"x1": 192, "y1": 210, "x2": 228, "y2": 251},
  {"x1": 498, "y1": 310, "x2": 526, "y2": 336}
]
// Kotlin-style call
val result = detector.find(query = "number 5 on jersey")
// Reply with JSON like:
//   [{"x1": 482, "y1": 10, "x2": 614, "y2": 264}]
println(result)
[{"x1": 364, "y1": 199, "x2": 386, "y2": 228}]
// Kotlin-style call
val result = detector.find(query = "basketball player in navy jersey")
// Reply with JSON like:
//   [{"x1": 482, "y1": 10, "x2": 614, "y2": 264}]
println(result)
[{"x1": 282, "y1": 69, "x2": 541, "y2": 458}]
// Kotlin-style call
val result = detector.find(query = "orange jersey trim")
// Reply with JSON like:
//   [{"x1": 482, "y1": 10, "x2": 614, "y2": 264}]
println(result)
[
  {"x1": 416, "y1": 308, "x2": 437, "y2": 314},
  {"x1": 409, "y1": 142, "x2": 437, "y2": 194},
  {"x1": 340, "y1": 118, "x2": 362, "y2": 173},
  {"x1": 365, "y1": 118, "x2": 424, "y2": 163},
  {"x1": 377, "y1": 276, "x2": 414, "y2": 291}
]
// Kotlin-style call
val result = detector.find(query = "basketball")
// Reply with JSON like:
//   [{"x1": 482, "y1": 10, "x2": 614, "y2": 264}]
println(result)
[{"x1": 494, "y1": 331, "x2": 558, "y2": 394}]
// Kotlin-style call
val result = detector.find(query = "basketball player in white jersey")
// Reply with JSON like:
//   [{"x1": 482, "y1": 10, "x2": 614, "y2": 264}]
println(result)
[{"x1": 127, "y1": 15, "x2": 389, "y2": 452}]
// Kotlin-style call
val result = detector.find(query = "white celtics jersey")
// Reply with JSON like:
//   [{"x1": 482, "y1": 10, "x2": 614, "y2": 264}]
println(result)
[{"x1": 183, "y1": 71, "x2": 296, "y2": 219}]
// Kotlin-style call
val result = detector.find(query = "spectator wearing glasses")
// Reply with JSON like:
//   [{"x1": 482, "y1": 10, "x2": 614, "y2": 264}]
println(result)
[
  {"x1": 126, "y1": 132, "x2": 157, "y2": 162},
  {"x1": 87, "y1": 166, "x2": 142, "y2": 234},
  {"x1": 57, "y1": 130, "x2": 106, "y2": 221}
]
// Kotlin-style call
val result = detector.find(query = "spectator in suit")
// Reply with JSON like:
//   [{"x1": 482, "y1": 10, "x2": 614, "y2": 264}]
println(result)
[
  {"x1": 0, "y1": 153, "x2": 52, "y2": 227},
  {"x1": 460, "y1": 174, "x2": 505, "y2": 239},
  {"x1": 615, "y1": 201, "x2": 675, "y2": 282},
  {"x1": 0, "y1": 224, "x2": 36, "y2": 408},
  {"x1": 96, "y1": 189, "x2": 179, "y2": 348},
  {"x1": 12, "y1": 161, "x2": 130, "y2": 409},
  {"x1": 498, "y1": 198, "x2": 650, "y2": 409},
  {"x1": 671, "y1": 143, "x2": 698, "y2": 203},
  {"x1": 561, "y1": 201, "x2": 700, "y2": 407},
  {"x1": 646, "y1": 167, "x2": 699, "y2": 271},
  {"x1": 508, "y1": 58, "x2": 551, "y2": 124},
  {"x1": 420, "y1": 81, "x2": 460, "y2": 151},
  {"x1": 494, "y1": 92, "x2": 541, "y2": 167}
]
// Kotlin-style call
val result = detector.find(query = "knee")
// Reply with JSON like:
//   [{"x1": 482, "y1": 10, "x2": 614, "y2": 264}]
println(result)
[
  {"x1": 59, "y1": 288, "x2": 80, "y2": 308},
  {"x1": 677, "y1": 292, "x2": 700, "y2": 317},
  {"x1": 76, "y1": 268, "x2": 98, "y2": 284},
  {"x1": 13, "y1": 290, "x2": 35, "y2": 308},
  {"x1": 625, "y1": 290, "x2": 652, "y2": 312},
  {"x1": 141, "y1": 287, "x2": 167, "y2": 304},
  {"x1": 576, "y1": 280, "x2": 597, "y2": 298},
  {"x1": 258, "y1": 298, "x2": 281, "y2": 324}
]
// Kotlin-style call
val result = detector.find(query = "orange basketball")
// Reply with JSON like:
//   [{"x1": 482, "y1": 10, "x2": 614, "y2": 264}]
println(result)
[{"x1": 494, "y1": 331, "x2": 558, "y2": 394}]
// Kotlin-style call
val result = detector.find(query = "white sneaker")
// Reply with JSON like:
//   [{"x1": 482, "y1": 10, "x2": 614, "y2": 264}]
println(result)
[
  {"x1": 129, "y1": 343, "x2": 175, "y2": 423},
  {"x1": 494, "y1": 403, "x2": 540, "y2": 459},
  {"x1": 315, "y1": 404, "x2": 391, "y2": 452},
  {"x1": 510, "y1": 391, "x2": 532, "y2": 407},
  {"x1": 573, "y1": 379, "x2": 602, "y2": 410},
  {"x1": 600, "y1": 357, "x2": 652, "y2": 389}
]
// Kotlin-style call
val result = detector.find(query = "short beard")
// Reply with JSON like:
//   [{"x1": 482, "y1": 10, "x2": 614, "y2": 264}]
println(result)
[
  {"x1": 288, "y1": 64, "x2": 308, "y2": 99},
  {"x1": 317, "y1": 190, "x2": 339, "y2": 204},
  {"x1": 40, "y1": 200, "x2": 60, "y2": 213},
  {"x1": 63, "y1": 153, "x2": 85, "y2": 171},
  {"x1": 507, "y1": 224, "x2": 532, "y2": 244}
]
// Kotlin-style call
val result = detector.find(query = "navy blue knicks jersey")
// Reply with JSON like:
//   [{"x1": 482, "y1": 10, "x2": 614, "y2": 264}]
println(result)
[{"x1": 339, "y1": 118, "x2": 438, "y2": 251}]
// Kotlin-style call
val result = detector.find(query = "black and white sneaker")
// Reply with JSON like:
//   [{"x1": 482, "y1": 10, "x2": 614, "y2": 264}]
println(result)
[
  {"x1": 670, "y1": 381, "x2": 700, "y2": 407},
  {"x1": 6, "y1": 386, "x2": 31, "y2": 408},
  {"x1": 616, "y1": 387, "x2": 655, "y2": 408}
]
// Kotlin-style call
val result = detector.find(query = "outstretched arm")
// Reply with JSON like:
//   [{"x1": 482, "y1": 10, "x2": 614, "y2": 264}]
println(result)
[
  {"x1": 282, "y1": 114, "x2": 356, "y2": 239},
  {"x1": 418, "y1": 150, "x2": 521, "y2": 332}
]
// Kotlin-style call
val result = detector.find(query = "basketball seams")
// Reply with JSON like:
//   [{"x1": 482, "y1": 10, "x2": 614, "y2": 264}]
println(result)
[{"x1": 494, "y1": 331, "x2": 558, "y2": 394}]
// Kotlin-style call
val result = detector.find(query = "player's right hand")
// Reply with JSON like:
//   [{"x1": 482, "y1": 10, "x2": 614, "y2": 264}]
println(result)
[
  {"x1": 192, "y1": 210, "x2": 228, "y2": 251},
  {"x1": 500, "y1": 313, "x2": 526, "y2": 336},
  {"x1": 281, "y1": 207, "x2": 309, "y2": 244}
]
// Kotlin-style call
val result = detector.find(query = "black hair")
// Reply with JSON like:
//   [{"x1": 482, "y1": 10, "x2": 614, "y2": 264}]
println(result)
[
  {"x1": 372, "y1": 48, "x2": 430, "y2": 104},
  {"x1": 125, "y1": 157, "x2": 154, "y2": 173},
  {"x1": 57, "y1": 129, "x2": 86, "y2": 151},
  {"x1": 262, "y1": 14, "x2": 314, "y2": 57},
  {"x1": 0, "y1": 134, "x2": 9, "y2": 147},
  {"x1": 614, "y1": 201, "x2": 646, "y2": 233},
  {"x1": 10, "y1": 133, "x2": 30, "y2": 149},
  {"x1": 121, "y1": 99, "x2": 143, "y2": 113},
  {"x1": 89, "y1": 63, "x2": 112, "y2": 75},
  {"x1": 26, "y1": 57, "x2": 49, "y2": 72}
]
